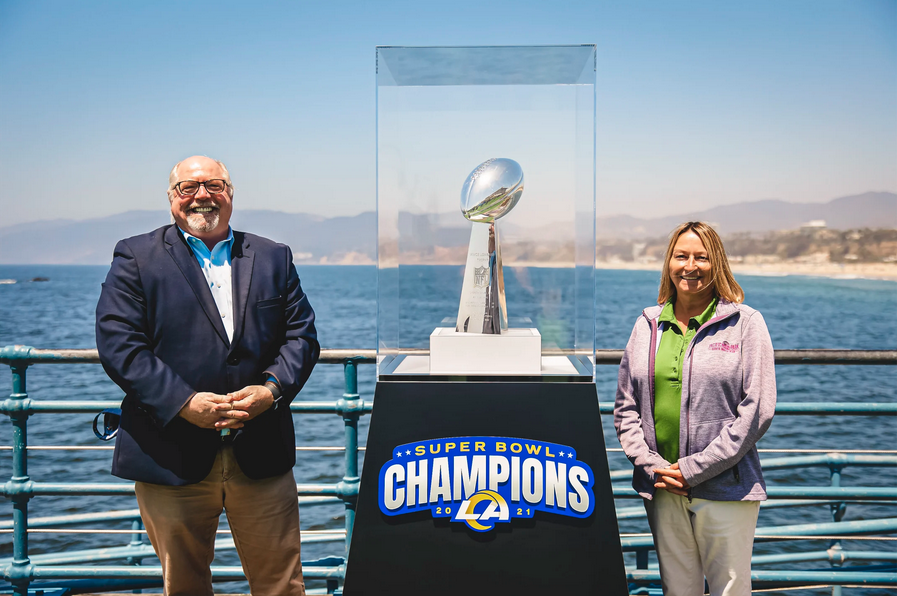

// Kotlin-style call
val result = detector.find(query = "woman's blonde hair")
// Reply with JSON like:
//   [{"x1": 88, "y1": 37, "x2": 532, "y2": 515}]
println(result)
[{"x1": 657, "y1": 221, "x2": 744, "y2": 305}]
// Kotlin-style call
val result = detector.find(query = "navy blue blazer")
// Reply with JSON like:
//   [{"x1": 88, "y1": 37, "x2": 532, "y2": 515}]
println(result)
[{"x1": 96, "y1": 225, "x2": 320, "y2": 486}]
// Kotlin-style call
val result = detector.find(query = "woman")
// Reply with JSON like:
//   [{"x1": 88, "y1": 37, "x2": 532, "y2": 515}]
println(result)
[{"x1": 614, "y1": 221, "x2": 776, "y2": 596}]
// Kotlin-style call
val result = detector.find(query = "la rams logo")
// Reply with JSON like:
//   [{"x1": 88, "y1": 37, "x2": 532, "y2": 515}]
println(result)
[
  {"x1": 454, "y1": 490, "x2": 509, "y2": 532},
  {"x1": 378, "y1": 436, "x2": 594, "y2": 533}
]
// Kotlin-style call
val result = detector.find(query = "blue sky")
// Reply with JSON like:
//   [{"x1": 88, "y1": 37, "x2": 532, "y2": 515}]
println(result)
[{"x1": 0, "y1": 0, "x2": 894, "y2": 227}]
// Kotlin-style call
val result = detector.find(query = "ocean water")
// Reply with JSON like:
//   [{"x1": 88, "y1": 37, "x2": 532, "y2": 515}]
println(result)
[{"x1": 1, "y1": 264, "x2": 895, "y2": 594}]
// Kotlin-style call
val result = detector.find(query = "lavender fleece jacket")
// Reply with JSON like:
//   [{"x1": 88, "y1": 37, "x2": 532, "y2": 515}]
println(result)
[{"x1": 614, "y1": 299, "x2": 776, "y2": 501}]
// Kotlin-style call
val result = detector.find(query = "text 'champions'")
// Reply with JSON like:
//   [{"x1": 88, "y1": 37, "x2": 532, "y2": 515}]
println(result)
[{"x1": 378, "y1": 436, "x2": 595, "y2": 532}]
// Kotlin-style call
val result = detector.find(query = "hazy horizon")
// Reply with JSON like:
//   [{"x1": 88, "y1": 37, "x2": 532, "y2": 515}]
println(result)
[
  {"x1": 1, "y1": 1, "x2": 895, "y2": 228},
  {"x1": 3, "y1": 189, "x2": 894, "y2": 231}
]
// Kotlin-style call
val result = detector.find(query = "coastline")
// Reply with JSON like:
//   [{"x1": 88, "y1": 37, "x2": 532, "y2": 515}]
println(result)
[
  {"x1": 289, "y1": 258, "x2": 897, "y2": 281},
  {"x1": 3, "y1": 259, "x2": 894, "y2": 282},
  {"x1": 594, "y1": 260, "x2": 897, "y2": 282}
]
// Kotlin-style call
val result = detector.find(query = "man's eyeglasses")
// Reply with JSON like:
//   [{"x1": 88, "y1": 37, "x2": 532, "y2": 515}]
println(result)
[{"x1": 174, "y1": 179, "x2": 229, "y2": 196}]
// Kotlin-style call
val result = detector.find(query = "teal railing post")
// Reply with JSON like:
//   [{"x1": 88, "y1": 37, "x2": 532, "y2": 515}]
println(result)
[
  {"x1": 337, "y1": 357, "x2": 364, "y2": 559},
  {"x1": 828, "y1": 459, "x2": 846, "y2": 596},
  {"x1": 5, "y1": 347, "x2": 34, "y2": 595},
  {"x1": 126, "y1": 517, "x2": 144, "y2": 566}
]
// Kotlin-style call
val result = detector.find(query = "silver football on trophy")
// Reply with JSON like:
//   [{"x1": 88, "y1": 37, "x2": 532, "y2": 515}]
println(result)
[{"x1": 460, "y1": 158, "x2": 524, "y2": 223}]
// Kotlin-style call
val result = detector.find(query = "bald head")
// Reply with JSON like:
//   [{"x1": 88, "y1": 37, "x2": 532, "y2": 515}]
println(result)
[
  {"x1": 169, "y1": 156, "x2": 233, "y2": 198},
  {"x1": 168, "y1": 155, "x2": 234, "y2": 246}
]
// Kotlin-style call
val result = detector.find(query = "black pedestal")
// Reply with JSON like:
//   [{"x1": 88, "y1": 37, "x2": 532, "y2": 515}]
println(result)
[{"x1": 342, "y1": 381, "x2": 628, "y2": 595}]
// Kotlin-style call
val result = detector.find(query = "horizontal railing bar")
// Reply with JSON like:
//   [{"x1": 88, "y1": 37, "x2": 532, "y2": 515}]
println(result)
[
  {"x1": 752, "y1": 550, "x2": 897, "y2": 565},
  {"x1": 754, "y1": 517, "x2": 897, "y2": 539},
  {"x1": 5, "y1": 483, "x2": 894, "y2": 500},
  {"x1": 760, "y1": 454, "x2": 897, "y2": 469},
  {"x1": 17, "y1": 566, "x2": 897, "y2": 585},
  {"x1": 755, "y1": 449, "x2": 897, "y2": 454},
  {"x1": 624, "y1": 569, "x2": 897, "y2": 586},
  {"x1": 28, "y1": 565, "x2": 344, "y2": 581},
  {"x1": 4, "y1": 445, "x2": 893, "y2": 455},
  {"x1": 0, "y1": 400, "x2": 375, "y2": 414},
  {"x1": 0, "y1": 347, "x2": 377, "y2": 365},
  {"x1": 5, "y1": 535, "x2": 894, "y2": 584},
  {"x1": 1, "y1": 544, "x2": 158, "y2": 568},
  {"x1": 762, "y1": 403, "x2": 897, "y2": 415},
  {"x1": 759, "y1": 499, "x2": 897, "y2": 508},
  {"x1": 620, "y1": 518, "x2": 897, "y2": 550},
  {"x1": 13, "y1": 533, "x2": 893, "y2": 565},
  {"x1": 616, "y1": 499, "x2": 896, "y2": 520},
  {"x1": 5, "y1": 400, "x2": 891, "y2": 416},
  {"x1": 753, "y1": 535, "x2": 897, "y2": 541},
  {"x1": 0, "y1": 482, "x2": 344, "y2": 497},
  {"x1": 0, "y1": 445, "x2": 367, "y2": 452},
  {"x1": 291, "y1": 402, "x2": 373, "y2": 413},
  {"x1": 598, "y1": 403, "x2": 897, "y2": 415},
  {"x1": 0, "y1": 499, "x2": 339, "y2": 529},
  {"x1": 764, "y1": 487, "x2": 897, "y2": 500},
  {"x1": 0, "y1": 445, "x2": 115, "y2": 450},
  {"x1": 606, "y1": 448, "x2": 886, "y2": 457},
  {"x1": 619, "y1": 532, "x2": 897, "y2": 540},
  {"x1": 319, "y1": 349, "x2": 376, "y2": 363},
  {"x1": 0, "y1": 509, "x2": 140, "y2": 530},
  {"x1": 12, "y1": 555, "x2": 895, "y2": 584},
  {"x1": 770, "y1": 350, "x2": 897, "y2": 365},
  {"x1": 22, "y1": 568, "x2": 893, "y2": 586},
  {"x1": 21, "y1": 529, "x2": 340, "y2": 536},
  {"x1": 611, "y1": 456, "x2": 897, "y2": 480},
  {"x1": 7, "y1": 500, "x2": 892, "y2": 531},
  {"x1": 2, "y1": 346, "x2": 895, "y2": 365},
  {"x1": 0, "y1": 534, "x2": 340, "y2": 568},
  {"x1": 610, "y1": 486, "x2": 897, "y2": 500}
]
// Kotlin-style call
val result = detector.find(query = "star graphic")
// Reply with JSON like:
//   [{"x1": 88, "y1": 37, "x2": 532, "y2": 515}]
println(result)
[
  {"x1": 406, "y1": 450, "x2": 411, "y2": 455},
  {"x1": 396, "y1": 451, "x2": 402, "y2": 458},
  {"x1": 559, "y1": 451, "x2": 566, "y2": 457},
  {"x1": 568, "y1": 452, "x2": 573, "y2": 458}
]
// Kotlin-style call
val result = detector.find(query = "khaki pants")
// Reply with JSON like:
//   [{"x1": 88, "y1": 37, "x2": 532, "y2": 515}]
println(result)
[
  {"x1": 644, "y1": 490, "x2": 760, "y2": 596},
  {"x1": 135, "y1": 445, "x2": 305, "y2": 596}
]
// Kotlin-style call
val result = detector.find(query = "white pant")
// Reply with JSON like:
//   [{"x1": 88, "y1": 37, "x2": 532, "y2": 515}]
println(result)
[{"x1": 644, "y1": 490, "x2": 760, "y2": 596}]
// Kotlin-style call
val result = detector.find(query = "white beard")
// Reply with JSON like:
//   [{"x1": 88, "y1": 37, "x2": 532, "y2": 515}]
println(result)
[{"x1": 185, "y1": 210, "x2": 220, "y2": 234}]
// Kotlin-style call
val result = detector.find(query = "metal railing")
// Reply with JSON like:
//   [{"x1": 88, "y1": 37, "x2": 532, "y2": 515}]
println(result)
[{"x1": 1, "y1": 346, "x2": 895, "y2": 595}]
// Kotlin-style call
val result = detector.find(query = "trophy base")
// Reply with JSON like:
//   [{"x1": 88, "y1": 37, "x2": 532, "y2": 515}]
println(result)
[{"x1": 428, "y1": 327, "x2": 541, "y2": 375}]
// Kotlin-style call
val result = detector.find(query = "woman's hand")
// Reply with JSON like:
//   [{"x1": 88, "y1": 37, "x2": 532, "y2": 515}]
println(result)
[{"x1": 653, "y1": 462, "x2": 691, "y2": 496}]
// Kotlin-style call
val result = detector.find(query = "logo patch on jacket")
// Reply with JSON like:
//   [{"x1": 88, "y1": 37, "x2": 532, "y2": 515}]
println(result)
[{"x1": 709, "y1": 341, "x2": 739, "y2": 353}]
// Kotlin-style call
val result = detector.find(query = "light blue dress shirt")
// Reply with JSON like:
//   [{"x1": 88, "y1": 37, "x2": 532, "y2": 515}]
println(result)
[{"x1": 178, "y1": 227, "x2": 235, "y2": 343}]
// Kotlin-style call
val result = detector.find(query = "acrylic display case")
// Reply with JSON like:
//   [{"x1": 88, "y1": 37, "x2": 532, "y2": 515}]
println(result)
[{"x1": 376, "y1": 45, "x2": 596, "y2": 380}]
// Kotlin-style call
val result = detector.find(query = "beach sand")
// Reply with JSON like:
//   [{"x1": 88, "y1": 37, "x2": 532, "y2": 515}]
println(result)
[
  {"x1": 297, "y1": 255, "x2": 897, "y2": 281},
  {"x1": 595, "y1": 260, "x2": 897, "y2": 281}
]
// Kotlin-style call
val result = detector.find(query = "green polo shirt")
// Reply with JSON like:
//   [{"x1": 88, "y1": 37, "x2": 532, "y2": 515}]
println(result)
[{"x1": 654, "y1": 297, "x2": 718, "y2": 464}]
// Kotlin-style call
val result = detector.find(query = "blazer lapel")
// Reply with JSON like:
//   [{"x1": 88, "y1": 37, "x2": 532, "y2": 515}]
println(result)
[
  {"x1": 229, "y1": 231, "x2": 254, "y2": 352},
  {"x1": 163, "y1": 226, "x2": 230, "y2": 346}
]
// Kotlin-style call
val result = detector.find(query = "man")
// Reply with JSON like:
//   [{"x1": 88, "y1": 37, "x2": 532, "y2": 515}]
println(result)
[{"x1": 96, "y1": 155, "x2": 319, "y2": 596}]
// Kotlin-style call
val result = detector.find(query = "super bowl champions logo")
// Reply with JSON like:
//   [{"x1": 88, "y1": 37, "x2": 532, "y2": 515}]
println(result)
[{"x1": 378, "y1": 436, "x2": 595, "y2": 532}]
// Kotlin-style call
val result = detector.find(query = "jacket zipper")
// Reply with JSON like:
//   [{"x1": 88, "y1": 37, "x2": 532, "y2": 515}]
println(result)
[
  {"x1": 683, "y1": 309, "x2": 740, "y2": 460},
  {"x1": 733, "y1": 463, "x2": 741, "y2": 482},
  {"x1": 646, "y1": 315, "x2": 658, "y2": 419}
]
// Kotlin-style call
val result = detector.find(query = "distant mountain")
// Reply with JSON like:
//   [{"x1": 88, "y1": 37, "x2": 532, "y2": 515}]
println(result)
[
  {"x1": 233, "y1": 210, "x2": 376, "y2": 263},
  {"x1": 0, "y1": 210, "x2": 377, "y2": 265},
  {"x1": 0, "y1": 192, "x2": 893, "y2": 264},
  {"x1": 595, "y1": 191, "x2": 896, "y2": 239},
  {"x1": 0, "y1": 211, "x2": 173, "y2": 265}
]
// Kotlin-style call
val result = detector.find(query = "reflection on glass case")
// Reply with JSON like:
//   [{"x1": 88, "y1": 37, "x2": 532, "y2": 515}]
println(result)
[{"x1": 377, "y1": 46, "x2": 597, "y2": 381}]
